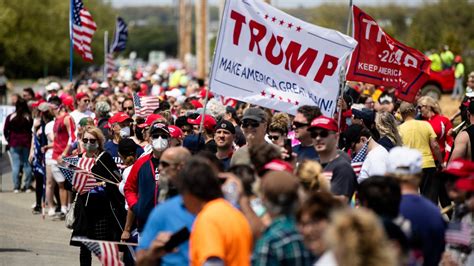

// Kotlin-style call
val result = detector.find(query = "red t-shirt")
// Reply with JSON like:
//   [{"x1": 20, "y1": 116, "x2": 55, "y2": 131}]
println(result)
[
  {"x1": 53, "y1": 114, "x2": 76, "y2": 160},
  {"x1": 425, "y1": 114, "x2": 453, "y2": 162}
]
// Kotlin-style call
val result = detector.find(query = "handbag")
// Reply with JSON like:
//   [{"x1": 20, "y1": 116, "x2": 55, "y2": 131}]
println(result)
[{"x1": 65, "y1": 193, "x2": 79, "y2": 229}]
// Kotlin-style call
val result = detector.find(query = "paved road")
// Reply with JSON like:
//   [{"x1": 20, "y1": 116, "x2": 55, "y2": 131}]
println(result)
[{"x1": 0, "y1": 155, "x2": 99, "y2": 266}]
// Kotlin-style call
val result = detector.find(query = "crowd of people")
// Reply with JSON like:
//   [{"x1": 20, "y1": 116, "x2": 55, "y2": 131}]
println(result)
[{"x1": 3, "y1": 62, "x2": 474, "y2": 266}]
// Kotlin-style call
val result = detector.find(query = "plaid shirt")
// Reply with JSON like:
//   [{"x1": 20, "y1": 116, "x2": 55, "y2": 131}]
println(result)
[{"x1": 252, "y1": 216, "x2": 312, "y2": 266}]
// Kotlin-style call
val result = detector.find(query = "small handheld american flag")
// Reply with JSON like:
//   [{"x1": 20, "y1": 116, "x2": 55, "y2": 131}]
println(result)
[
  {"x1": 83, "y1": 240, "x2": 124, "y2": 266},
  {"x1": 61, "y1": 156, "x2": 96, "y2": 194},
  {"x1": 445, "y1": 221, "x2": 472, "y2": 247},
  {"x1": 133, "y1": 92, "x2": 160, "y2": 117},
  {"x1": 351, "y1": 142, "x2": 368, "y2": 177}
]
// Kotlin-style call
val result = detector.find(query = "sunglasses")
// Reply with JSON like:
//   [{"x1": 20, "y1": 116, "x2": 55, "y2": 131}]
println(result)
[
  {"x1": 292, "y1": 121, "x2": 309, "y2": 129},
  {"x1": 124, "y1": 107, "x2": 134, "y2": 111},
  {"x1": 310, "y1": 130, "x2": 330, "y2": 139},
  {"x1": 242, "y1": 120, "x2": 260, "y2": 128},
  {"x1": 151, "y1": 134, "x2": 169, "y2": 139},
  {"x1": 268, "y1": 135, "x2": 280, "y2": 141},
  {"x1": 83, "y1": 99, "x2": 90, "y2": 103},
  {"x1": 82, "y1": 138, "x2": 97, "y2": 144}
]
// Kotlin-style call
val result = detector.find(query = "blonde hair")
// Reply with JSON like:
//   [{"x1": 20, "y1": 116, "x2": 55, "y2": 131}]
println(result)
[
  {"x1": 417, "y1": 96, "x2": 441, "y2": 114},
  {"x1": 269, "y1": 112, "x2": 290, "y2": 135},
  {"x1": 296, "y1": 160, "x2": 330, "y2": 192},
  {"x1": 325, "y1": 208, "x2": 397, "y2": 266},
  {"x1": 375, "y1": 112, "x2": 402, "y2": 146},
  {"x1": 83, "y1": 126, "x2": 106, "y2": 152}
]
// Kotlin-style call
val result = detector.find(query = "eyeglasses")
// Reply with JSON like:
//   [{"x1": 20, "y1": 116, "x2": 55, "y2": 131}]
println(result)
[
  {"x1": 151, "y1": 134, "x2": 169, "y2": 139},
  {"x1": 82, "y1": 138, "x2": 97, "y2": 144},
  {"x1": 268, "y1": 135, "x2": 280, "y2": 141},
  {"x1": 292, "y1": 121, "x2": 309, "y2": 129},
  {"x1": 124, "y1": 107, "x2": 134, "y2": 111},
  {"x1": 310, "y1": 130, "x2": 330, "y2": 139},
  {"x1": 242, "y1": 120, "x2": 260, "y2": 128},
  {"x1": 83, "y1": 99, "x2": 90, "y2": 103}
]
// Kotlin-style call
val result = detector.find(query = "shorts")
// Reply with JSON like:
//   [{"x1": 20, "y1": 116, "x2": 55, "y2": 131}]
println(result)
[{"x1": 50, "y1": 161, "x2": 65, "y2": 183}]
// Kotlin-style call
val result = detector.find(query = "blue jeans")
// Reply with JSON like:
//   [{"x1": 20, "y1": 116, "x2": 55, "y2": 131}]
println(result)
[
  {"x1": 10, "y1": 146, "x2": 32, "y2": 190},
  {"x1": 451, "y1": 78, "x2": 464, "y2": 99}
]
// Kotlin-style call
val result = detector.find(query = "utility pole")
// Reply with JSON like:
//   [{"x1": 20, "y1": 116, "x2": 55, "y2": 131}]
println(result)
[
  {"x1": 178, "y1": 0, "x2": 192, "y2": 66},
  {"x1": 195, "y1": 0, "x2": 208, "y2": 79}
]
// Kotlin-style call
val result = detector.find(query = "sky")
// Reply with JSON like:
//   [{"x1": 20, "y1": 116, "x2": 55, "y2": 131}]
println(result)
[{"x1": 110, "y1": 0, "x2": 438, "y2": 8}]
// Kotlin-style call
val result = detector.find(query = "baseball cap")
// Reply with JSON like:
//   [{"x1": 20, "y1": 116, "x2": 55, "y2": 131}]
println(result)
[
  {"x1": 261, "y1": 159, "x2": 294, "y2": 174},
  {"x1": 199, "y1": 88, "x2": 214, "y2": 99},
  {"x1": 46, "y1": 82, "x2": 60, "y2": 92},
  {"x1": 215, "y1": 120, "x2": 235, "y2": 134},
  {"x1": 37, "y1": 102, "x2": 50, "y2": 112},
  {"x1": 352, "y1": 108, "x2": 375, "y2": 125},
  {"x1": 137, "y1": 114, "x2": 164, "y2": 128},
  {"x1": 456, "y1": 177, "x2": 474, "y2": 192},
  {"x1": 150, "y1": 122, "x2": 170, "y2": 135},
  {"x1": 443, "y1": 159, "x2": 474, "y2": 178},
  {"x1": 76, "y1": 92, "x2": 89, "y2": 101},
  {"x1": 187, "y1": 114, "x2": 217, "y2": 131},
  {"x1": 308, "y1": 116, "x2": 338, "y2": 132},
  {"x1": 118, "y1": 138, "x2": 137, "y2": 157},
  {"x1": 190, "y1": 100, "x2": 203, "y2": 109},
  {"x1": 168, "y1": 125, "x2": 183, "y2": 139},
  {"x1": 165, "y1": 88, "x2": 182, "y2": 98},
  {"x1": 242, "y1": 108, "x2": 267, "y2": 123},
  {"x1": 108, "y1": 112, "x2": 132, "y2": 125},
  {"x1": 62, "y1": 96, "x2": 75, "y2": 111},
  {"x1": 386, "y1": 147, "x2": 422, "y2": 175}
]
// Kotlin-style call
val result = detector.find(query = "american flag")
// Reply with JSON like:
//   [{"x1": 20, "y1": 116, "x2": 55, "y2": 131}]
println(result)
[
  {"x1": 110, "y1": 17, "x2": 128, "y2": 53},
  {"x1": 133, "y1": 92, "x2": 160, "y2": 117},
  {"x1": 106, "y1": 53, "x2": 116, "y2": 74},
  {"x1": 83, "y1": 240, "x2": 124, "y2": 266},
  {"x1": 71, "y1": 0, "x2": 97, "y2": 62},
  {"x1": 60, "y1": 156, "x2": 96, "y2": 194},
  {"x1": 445, "y1": 222, "x2": 472, "y2": 247},
  {"x1": 351, "y1": 142, "x2": 368, "y2": 176}
]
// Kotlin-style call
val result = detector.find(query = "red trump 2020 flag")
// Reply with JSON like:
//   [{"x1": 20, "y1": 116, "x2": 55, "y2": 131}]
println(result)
[{"x1": 346, "y1": 5, "x2": 431, "y2": 103}]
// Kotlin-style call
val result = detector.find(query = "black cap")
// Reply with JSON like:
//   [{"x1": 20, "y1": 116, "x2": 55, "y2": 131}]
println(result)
[
  {"x1": 118, "y1": 138, "x2": 137, "y2": 157},
  {"x1": 150, "y1": 122, "x2": 170, "y2": 135},
  {"x1": 242, "y1": 108, "x2": 267, "y2": 122},
  {"x1": 352, "y1": 108, "x2": 375, "y2": 125},
  {"x1": 216, "y1": 120, "x2": 235, "y2": 134}
]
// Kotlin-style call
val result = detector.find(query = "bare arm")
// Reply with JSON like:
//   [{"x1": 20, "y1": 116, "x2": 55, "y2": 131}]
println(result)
[
  {"x1": 429, "y1": 138, "x2": 444, "y2": 167},
  {"x1": 450, "y1": 131, "x2": 469, "y2": 161}
]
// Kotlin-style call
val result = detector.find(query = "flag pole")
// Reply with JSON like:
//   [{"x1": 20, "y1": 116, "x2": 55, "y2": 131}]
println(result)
[
  {"x1": 337, "y1": 0, "x2": 353, "y2": 132},
  {"x1": 104, "y1": 31, "x2": 108, "y2": 82},
  {"x1": 69, "y1": 0, "x2": 74, "y2": 82}
]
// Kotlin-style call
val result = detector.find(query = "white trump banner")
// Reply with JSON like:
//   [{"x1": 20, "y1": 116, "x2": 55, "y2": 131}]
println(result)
[{"x1": 209, "y1": 0, "x2": 357, "y2": 116}]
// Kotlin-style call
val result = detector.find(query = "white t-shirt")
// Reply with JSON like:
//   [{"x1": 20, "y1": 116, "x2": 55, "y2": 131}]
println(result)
[
  {"x1": 44, "y1": 120, "x2": 55, "y2": 160},
  {"x1": 358, "y1": 144, "x2": 389, "y2": 183},
  {"x1": 119, "y1": 165, "x2": 133, "y2": 210},
  {"x1": 70, "y1": 110, "x2": 95, "y2": 128}
]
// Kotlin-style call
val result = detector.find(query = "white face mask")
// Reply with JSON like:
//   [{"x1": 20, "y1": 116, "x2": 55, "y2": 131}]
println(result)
[
  {"x1": 120, "y1": 126, "x2": 130, "y2": 138},
  {"x1": 152, "y1": 137, "x2": 169, "y2": 151}
]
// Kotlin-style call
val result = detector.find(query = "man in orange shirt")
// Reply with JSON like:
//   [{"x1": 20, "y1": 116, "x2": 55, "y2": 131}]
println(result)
[{"x1": 176, "y1": 156, "x2": 253, "y2": 266}]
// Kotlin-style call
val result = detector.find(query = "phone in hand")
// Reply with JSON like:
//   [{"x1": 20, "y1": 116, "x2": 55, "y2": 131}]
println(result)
[{"x1": 163, "y1": 227, "x2": 190, "y2": 252}]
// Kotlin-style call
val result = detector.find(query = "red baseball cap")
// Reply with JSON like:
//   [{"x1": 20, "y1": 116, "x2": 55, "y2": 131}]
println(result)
[
  {"x1": 261, "y1": 159, "x2": 294, "y2": 174},
  {"x1": 108, "y1": 112, "x2": 132, "y2": 126},
  {"x1": 199, "y1": 88, "x2": 214, "y2": 99},
  {"x1": 62, "y1": 96, "x2": 75, "y2": 111},
  {"x1": 456, "y1": 177, "x2": 474, "y2": 192},
  {"x1": 76, "y1": 92, "x2": 89, "y2": 101},
  {"x1": 444, "y1": 159, "x2": 474, "y2": 178},
  {"x1": 190, "y1": 100, "x2": 203, "y2": 109},
  {"x1": 137, "y1": 114, "x2": 164, "y2": 128},
  {"x1": 187, "y1": 114, "x2": 217, "y2": 131},
  {"x1": 168, "y1": 125, "x2": 183, "y2": 139},
  {"x1": 309, "y1": 116, "x2": 338, "y2": 132}
]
